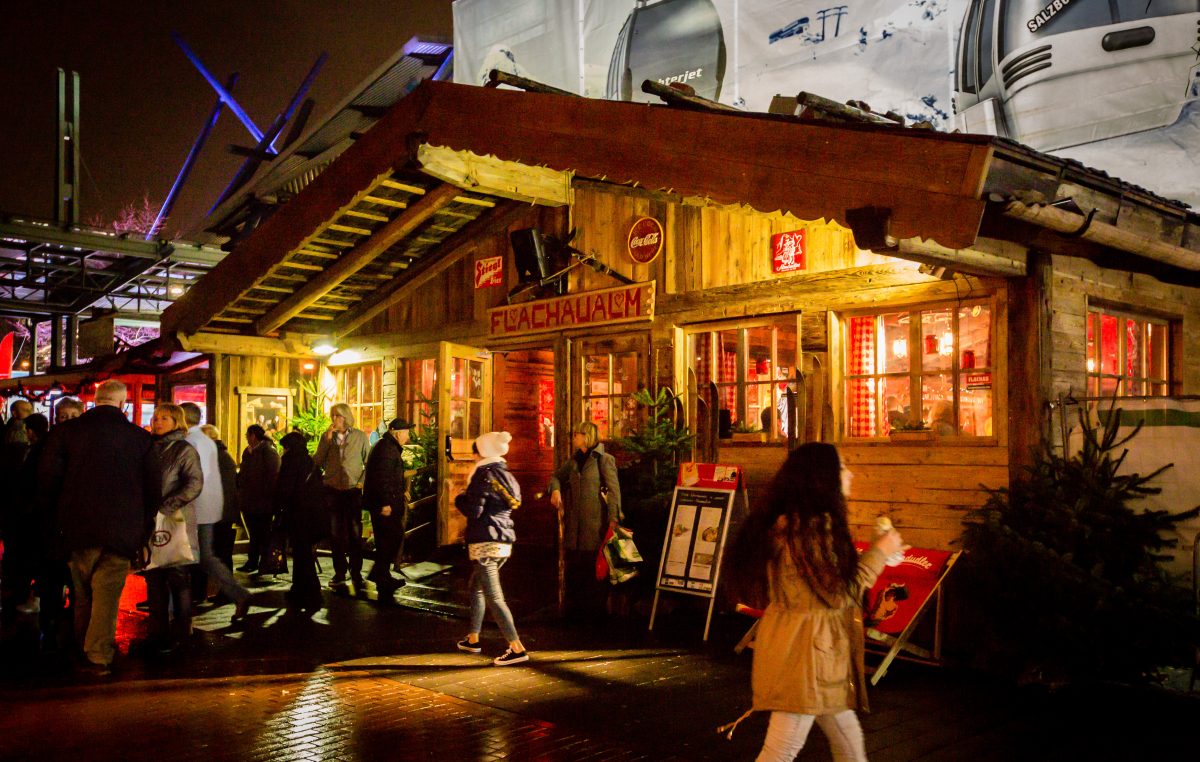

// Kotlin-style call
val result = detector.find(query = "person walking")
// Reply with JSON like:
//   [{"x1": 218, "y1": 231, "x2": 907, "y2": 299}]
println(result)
[
  {"x1": 363, "y1": 417, "x2": 413, "y2": 599},
  {"x1": 313, "y1": 403, "x2": 370, "y2": 593},
  {"x1": 276, "y1": 431, "x2": 322, "y2": 612},
  {"x1": 38, "y1": 380, "x2": 158, "y2": 677},
  {"x1": 181, "y1": 404, "x2": 252, "y2": 621},
  {"x1": 144, "y1": 404, "x2": 203, "y2": 656},
  {"x1": 454, "y1": 431, "x2": 529, "y2": 666},
  {"x1": 547, "y1": 421, "x2": 622, "y2": 618},
  {"x1": 200, "y1": 425, "x2": 241, "y2": 577},
  {"x1": 1, "y1": 413, "x2": 47, "y2": 629},
  {"x1": 725, "y1": 442, "x2": 907, "y2": 762},
  {"x1": 237, "y1": 424, "x2": 280, "y2": 573}
]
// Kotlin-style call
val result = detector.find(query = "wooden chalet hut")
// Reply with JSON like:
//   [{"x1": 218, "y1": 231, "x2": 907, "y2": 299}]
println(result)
[{"x1": 161, "y1": 79, "x2": 1200, "y2": 558}]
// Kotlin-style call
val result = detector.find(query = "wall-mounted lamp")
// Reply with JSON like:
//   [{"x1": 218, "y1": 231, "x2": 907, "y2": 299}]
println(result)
[
  {"x1": 327, "y1": 349, "x2": 362, "y2": 367},
  {"x1": 311, "y1": 339, "x2": 337, "y2": 356}
]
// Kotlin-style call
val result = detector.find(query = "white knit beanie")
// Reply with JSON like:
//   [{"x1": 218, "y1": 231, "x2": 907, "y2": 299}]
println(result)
[{"x1": 474, "y1": 431, "x2": 512, "y2": 458}]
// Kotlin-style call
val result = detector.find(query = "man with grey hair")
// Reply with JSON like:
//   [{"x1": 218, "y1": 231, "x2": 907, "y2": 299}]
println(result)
[
  {"x1": 38, "y1": 379, "x2": 158, "y2": 677},
  {"x1": 313, "y1": 403, "x2": 370, "y2": 593},
  {"x1": 180, "y1": 402, "x2": 250, "y2": 620}
]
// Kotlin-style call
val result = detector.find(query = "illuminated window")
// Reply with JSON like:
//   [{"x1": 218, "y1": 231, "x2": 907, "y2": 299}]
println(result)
[
  {"x1": 336, "y1": 363, "x2": 383, "y2": 435},
  {"x1": 397, "y1": 357, "x2": 437, "y2": 431},
  {"x1": 686, "y1": 317, "x2": 798, "y2": 442},
  {"x1": 844, "y1": 301, "x2": 993, "y2": 439},
  {"x1": 1086, "y1": 307, "x2": 1170, "y2": 397},
  {"x1": 582, "y1": 351, "x2": 642, "y2": 441}
]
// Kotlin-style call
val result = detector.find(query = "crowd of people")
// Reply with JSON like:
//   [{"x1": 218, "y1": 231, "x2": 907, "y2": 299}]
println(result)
[
  {"x1": 0, "y1": 384, "x2": 419, "y2": 676},
  {"x1": 4, "y1": 386, "x2": 909, "y2": 759}
]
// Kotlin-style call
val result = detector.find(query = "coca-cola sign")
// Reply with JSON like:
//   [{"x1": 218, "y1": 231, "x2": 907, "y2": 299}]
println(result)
[
  {"x1": 626, "y1": 217, "x2": 663, "y2": 265},
  {"x1": 771, "y1": 230, "x2": 806, "y2": 273}
]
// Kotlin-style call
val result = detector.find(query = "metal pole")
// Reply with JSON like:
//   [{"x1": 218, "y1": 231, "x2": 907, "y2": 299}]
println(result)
[{"x1": 172, "y1": 33, "x2": 264, "y2": 143}]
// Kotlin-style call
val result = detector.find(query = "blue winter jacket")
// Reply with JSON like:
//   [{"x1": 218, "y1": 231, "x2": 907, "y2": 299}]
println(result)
[{"x1": 454, "y1": 460, "x2": 520, "y2": 545}]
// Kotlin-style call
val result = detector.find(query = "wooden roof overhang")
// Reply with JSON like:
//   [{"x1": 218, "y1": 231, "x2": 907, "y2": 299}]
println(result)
[{"x1": 162, "y1": 80, "x2": 998, "y2": 341}]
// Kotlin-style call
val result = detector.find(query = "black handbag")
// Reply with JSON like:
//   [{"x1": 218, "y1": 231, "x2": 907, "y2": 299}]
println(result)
[{"x1": 259, "y1": 524, "x2": 289, "y2": 575}]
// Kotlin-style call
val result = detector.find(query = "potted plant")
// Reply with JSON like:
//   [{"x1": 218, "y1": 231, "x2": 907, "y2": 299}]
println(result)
[{"x1": 888, "y1": 419, "x2": 933, "y2": 442}]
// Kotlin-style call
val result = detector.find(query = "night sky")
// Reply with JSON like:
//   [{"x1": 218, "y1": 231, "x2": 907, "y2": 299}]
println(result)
[{"x1": 0, "y1": 1, "x2": 454, "y2": 240}]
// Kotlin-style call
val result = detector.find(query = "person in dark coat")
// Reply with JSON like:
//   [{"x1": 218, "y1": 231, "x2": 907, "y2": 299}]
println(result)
[
  {"x1": 1, "y1": 414, "x2": 47, "y2": 629},
  {"x1": 276, "y1": 431, "x2": 321, "y2": 612},
  {"x1": 236, "y1": 424, "x2": 280, "y2": 573},
  {"x1": 362, "y1": 417, "x2": 413, "y2": 598},
  {"x1": 548, "y1": 421, "x2": 623, "y2": 618},
  {"x1": 145, "y1": 404, "x2": 203, "y2": 655},
  {"x1": 454, "y1": 431, "x2": 529, "y2": 666},
  {"x1": 38, "y1": 380, "x2": 158, "y2": 676}
]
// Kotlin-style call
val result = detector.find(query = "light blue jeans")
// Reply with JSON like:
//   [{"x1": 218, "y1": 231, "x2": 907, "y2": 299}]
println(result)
[
  {"x1": 757, "y1": 710, "x2": 867, "y2": 762},
  {"x1": 468, "y1": 557, "x2": 519, "y2": 643}
]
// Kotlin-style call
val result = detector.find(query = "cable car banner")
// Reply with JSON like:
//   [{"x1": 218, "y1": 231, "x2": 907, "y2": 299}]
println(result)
[{"x1": 454, "y1": 0, "x2": 1200, "y2": 211}]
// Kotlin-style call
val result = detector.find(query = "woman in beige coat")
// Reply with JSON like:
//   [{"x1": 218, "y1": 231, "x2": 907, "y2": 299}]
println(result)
[{"x1": 728, "y1": 442, "x2": 905, "y2": 761}]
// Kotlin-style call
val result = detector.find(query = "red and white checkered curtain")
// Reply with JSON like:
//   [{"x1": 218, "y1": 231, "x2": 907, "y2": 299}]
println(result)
[
  {"x1": 848, "y1": 316, "x2": 876, "y2": 437},
  {"x1": 720, "y1": 350, "x2": 737, "y2": 418}
]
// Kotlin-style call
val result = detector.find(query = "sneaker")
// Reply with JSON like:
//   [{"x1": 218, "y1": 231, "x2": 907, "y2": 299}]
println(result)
[
  {"x1": 78, "y1": 660, "x2": 112, "y2": 678},
  {"x1": 456, "y1": 638, "x2": 482, "y2": 654},
  {"x1": 493, "y1": 648, "x2": 529, "y2": 666},
  {"x1": 236, "y1": 563, "x2": 258, "y2": 573}
]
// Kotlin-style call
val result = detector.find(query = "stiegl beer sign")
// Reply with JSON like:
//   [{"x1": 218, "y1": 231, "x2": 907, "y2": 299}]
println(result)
[
  {"x1": 488, "y1": 282, "x2": 655, "y2": 337},
  {"x1": 626, "y1": 217, "x2": 663, "y2": 265}
]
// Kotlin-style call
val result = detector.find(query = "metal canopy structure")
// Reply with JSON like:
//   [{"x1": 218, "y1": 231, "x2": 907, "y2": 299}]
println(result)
[{"x1": 0, "y1": 215, "x2": 225, "y2": 319}]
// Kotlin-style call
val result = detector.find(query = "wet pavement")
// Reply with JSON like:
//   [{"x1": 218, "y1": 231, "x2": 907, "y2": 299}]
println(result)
[{"x1": 2, "y1": 551, "x2": 1197, "y2": 761}]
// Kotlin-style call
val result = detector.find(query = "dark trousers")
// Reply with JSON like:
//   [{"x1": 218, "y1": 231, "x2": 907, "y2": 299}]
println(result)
[
  {"x1": 213, "y1": 520, "x2": 235, "y2": 570},
  {"x1": 368, "y1": 509, "x2": 405, "y2": 582},
  {"x1": 145, "y1": 565, "x2": 192, "y2": 646},
  {"x1": 565, "y1": 549, "x2": 609, "y2": 621},
  {"x1": 288, "y1": 535, "x2": 322, "y2": 609},
  {"x1": 326, "y1": 487, "x2": 363, "y2": 581},
  {"x1": 36, "y1": 557, "x2": 72, "y2": 648},
  {"x1": 243, "y1": 513, "x2": 273, "y2": 569}
]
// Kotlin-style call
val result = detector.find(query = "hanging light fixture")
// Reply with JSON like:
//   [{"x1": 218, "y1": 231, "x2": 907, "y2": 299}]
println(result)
[
  {"x1": 938, "y1": 331, "x2": 954, "y2": 356},
  {"x1": 311, "y1": 339, "x2": 337, "y2": 356},
  {"x1": 892, "y1": 338, "x2": 908, "y2": 358}
]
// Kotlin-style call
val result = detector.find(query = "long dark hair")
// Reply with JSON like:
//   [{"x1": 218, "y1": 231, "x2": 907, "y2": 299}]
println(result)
[{"x1": 726, "y1": 443, "x2": 857, "y2": 608}]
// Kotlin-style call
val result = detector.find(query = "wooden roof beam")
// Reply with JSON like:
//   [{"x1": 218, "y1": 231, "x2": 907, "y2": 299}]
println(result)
[
  {"x1": 255, "y1": 182, "x2": 460, "y2": 334},
  {"x1": 333, "y1": 201, "x2": 527, "y2": 338}
]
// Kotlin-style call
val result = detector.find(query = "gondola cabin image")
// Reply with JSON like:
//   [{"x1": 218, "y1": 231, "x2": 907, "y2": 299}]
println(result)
[{"x1": 954, "y1": 0, "x2": 1200, "y2": 150}]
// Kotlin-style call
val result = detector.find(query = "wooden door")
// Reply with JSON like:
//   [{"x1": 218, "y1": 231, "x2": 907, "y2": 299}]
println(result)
[{"x1": 437, "y1": 341, "x2": 493, "y2": 546}]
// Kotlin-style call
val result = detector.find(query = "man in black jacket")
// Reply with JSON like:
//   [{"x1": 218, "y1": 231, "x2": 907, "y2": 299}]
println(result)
[
  {"x1": 362, "y1": 418, "x2": 412, "y2": 598},
  {"x1": 38, "y1": 379, "x2": 158, "y2": 676}
]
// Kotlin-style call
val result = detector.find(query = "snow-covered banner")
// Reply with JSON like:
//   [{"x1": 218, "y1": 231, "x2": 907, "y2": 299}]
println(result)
[{"x1": 453, "y1": 0, "x2": 1200, "y2": 209}]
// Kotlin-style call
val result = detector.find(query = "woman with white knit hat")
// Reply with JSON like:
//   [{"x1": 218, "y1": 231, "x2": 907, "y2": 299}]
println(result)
[{"x1": 453, "y1": 430, "x2": 529, "y2": 665}]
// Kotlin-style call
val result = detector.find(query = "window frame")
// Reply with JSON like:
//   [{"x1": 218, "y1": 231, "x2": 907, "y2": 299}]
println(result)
[
  {"x1": 1085, "y1": 304, "x2": 1173, "y2": 398},
  {"x1": 335, "y1": 362, "x2": 384, "y2": 436},
  {"x1": 683, "y1": 314, "x2": 802, "y2": 444},
  {"x1": 840, "y1": 297, "x2": 998, "y2": 442}
]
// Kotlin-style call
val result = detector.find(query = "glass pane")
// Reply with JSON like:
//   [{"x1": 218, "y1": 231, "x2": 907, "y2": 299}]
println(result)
[
  {"x1": 468, "y1": 360, "x2": 483, "y2": 399},
  {"x1": 922, "y1": 374, "x2": 955, "y2": 434},
  {"x1": 921, "y1": 309, "x2": 954, "y2": 373},
  {"x1": 586, "y1": 354, "x2": 610, "y2": 396},
  {"x1": 1086, "y1": 312, "x2": 1097, "y2": 375},
  {"x1": 1087, "y1": 376, "x2": 1099, "y2": 397},
  {"x1": 419, "y1": 359, "x2": 436, "y2": 398},
  {"x1": 1148, "y1": 322, "x2": 1168, "y2": 383},
  {"x1": 448, "y1": 399, "x2": 467, "y2": 439},
  {"x1": 611, "y1": 393, "x2": 639, "y2": 439},
  {"x1": 588, "y1": 397, "x2": 610, "y2": 440},
  {"x1": 880, "y1": 312, "x2": 910, "y2": 374},
  {"x1": 770, "y1": 382, "x2": 795, "y2": 438},
  {"x1": 747, "y1": 381, "x2": 772, "y2": 433},
  {"x1": 746, "y1": 327, "x2": 772, "y2": 383},
  {"x1": 688, "y1": 332, "x2": 712, "y2": 386},
  {"x1": 960, "y1": 373, "x2": 993, "y2": 437},
  {"x1": 717, "y1": 384, "x2": 738, "y2": 425},
  {"x1": 1150, "y1": 382, "x2": 1168, "y2": 397},
  {"x1": 1115, "y1": 0, "x2": 1195, "y2": 23},
  {"x1": 1125, "y1": 319, "x2": 1140, "y2": 380},
  {"x1": 468, "y1": 401, "x2": 482, "y2": 439},
  {"x1": 959, "y1": 303, "x2": 991, "y2": 370},
  {"x1": 1124, "y1": 379, "x2": 1143, "y2": 396},
  {"x1": 1100, "y1": 314, "x2": 1119, "y2": 376},
  {"x1": 882, "y1": 377, "x2": 912, "y2": 434},
  {"x1": 451, "y1": 358, "x2": 466, "y2": 400},
  {"x1": 614, "y1": 352, "x2": 638, "y2": 397},
  {"x1": 716, "y1": 329, "x2": 738, "y2": 383},
  {"x1": 1099, "y1": 376, "x2": 1119, "y2": 396},
  {"x1": 847, "y1": 377, "x2": 877, "y2": 437},
  {"x1": 775, "y1": 319, "x2": 797, "y2": 373}
]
